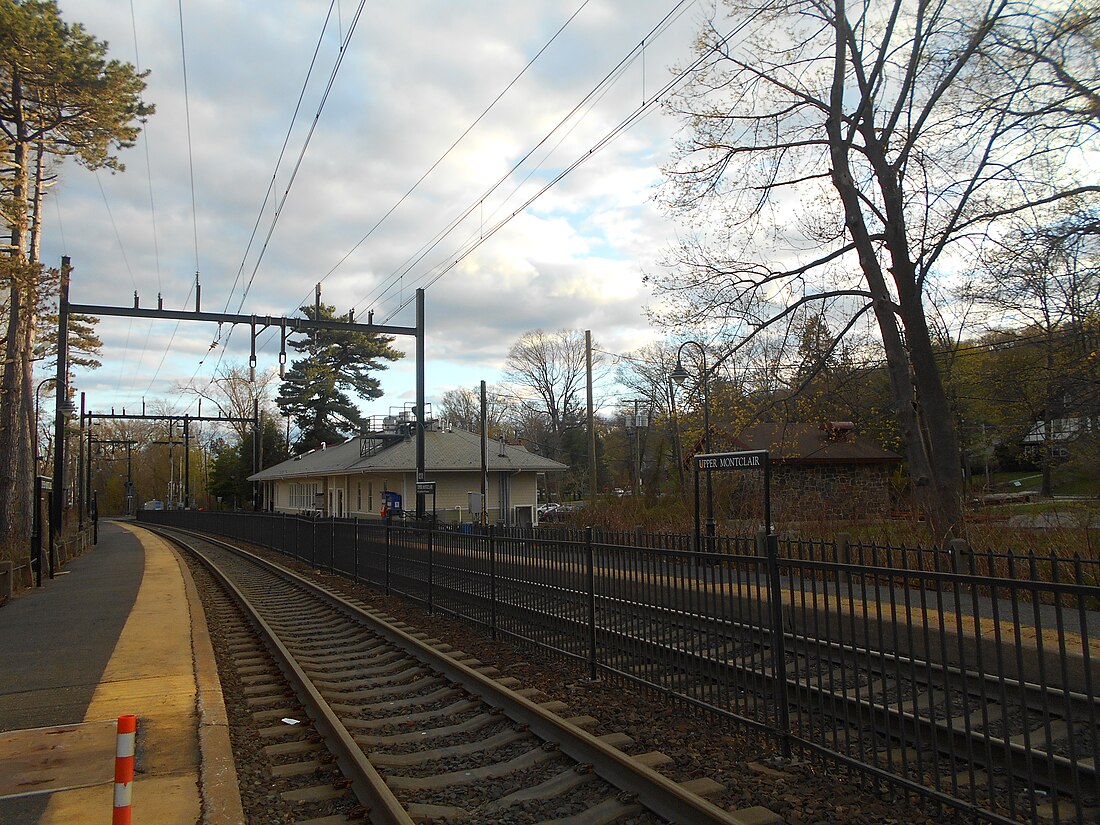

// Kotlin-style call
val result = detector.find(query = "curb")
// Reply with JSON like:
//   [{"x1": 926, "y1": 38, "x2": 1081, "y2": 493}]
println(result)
[{"x1": 173, "y1": 547, "x2": 246, "y2": 824}]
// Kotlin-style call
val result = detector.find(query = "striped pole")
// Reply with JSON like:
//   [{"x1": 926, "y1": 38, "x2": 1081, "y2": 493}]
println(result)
[{"x1": 113, "y1": 714, "x2": 137, "y2": 825}]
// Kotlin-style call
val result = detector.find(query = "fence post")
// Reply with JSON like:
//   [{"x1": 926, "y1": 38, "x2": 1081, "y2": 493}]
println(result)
[
  {"x1": 311, "y1": 517, "x2": 317, "y2": 569},
  {"x1": 427, "y1": 525, "x2": 434, "y2": 614},
  {"x1": 837, "y1": 532, "x2": 851, "y2": 565},
  {"x1": 586, "y1": 526, "x2": 597, "y2": 681},
  {"x1": 330, "y1": 516, "x2": 336, "y2": 573},
  {"x1": 489, "y1": 524, "x2": 497, "y2": 641},
  {"x1": 384, "y1": 522, "x2": 391, "y2": 596},
  {"x1": 353, "y1": 516, "x2": 360, "y2": 584},
  {"x1": 763, "y1": 529, "x2": 792, "y2": 758}
]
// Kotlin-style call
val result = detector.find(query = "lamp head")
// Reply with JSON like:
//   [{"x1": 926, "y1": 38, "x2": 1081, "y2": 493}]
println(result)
[{"x1": 670, "y1": 359, "x2": 690, "y2": 386}]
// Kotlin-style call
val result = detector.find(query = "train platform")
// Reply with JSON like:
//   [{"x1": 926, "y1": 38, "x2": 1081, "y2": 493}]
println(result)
[{"x1": 0, "y1": 520, "x2": 243, "y2": 824}]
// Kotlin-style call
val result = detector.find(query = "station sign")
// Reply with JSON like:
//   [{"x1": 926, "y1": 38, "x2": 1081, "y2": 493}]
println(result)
[
  {"x1": 695, "y1": 451, "x2": 767, "y2": 471},
  {"x1": 691, "y1": 450, "x2": 772, "y2": 546},
  {"x1": 415, "y1": 481, "x2": 436, "y2": 495}
]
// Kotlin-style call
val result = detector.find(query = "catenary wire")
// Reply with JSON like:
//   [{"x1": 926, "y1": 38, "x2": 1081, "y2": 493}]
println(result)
[
  {"x1": 211, "y1": 0, "x2": 620, "y2": 381},
  {"x1": 309, "y1": 0, "x2": 598, "y2": 303},
  {"x1": 193, "y1": 0, "x2": 369, "y2": 393},
  {"x1": 381, "y1": 0, "x2": 740, "y2": 322},
  {"x1": 360, "y1": 0, "x2": 698, "y2": 321}
]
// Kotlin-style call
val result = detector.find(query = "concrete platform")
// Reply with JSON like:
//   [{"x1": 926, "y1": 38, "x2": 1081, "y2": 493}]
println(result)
[{"x1": 0, "y1": 520, "x2": 243, "y2": 824}]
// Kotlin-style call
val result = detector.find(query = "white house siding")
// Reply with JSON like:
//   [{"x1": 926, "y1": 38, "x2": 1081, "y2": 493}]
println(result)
[{"x1": 269, "y1": 470, "x2": 539, "y2": 524}]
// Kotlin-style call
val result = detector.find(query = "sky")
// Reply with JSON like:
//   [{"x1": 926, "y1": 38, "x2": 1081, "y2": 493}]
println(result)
[{"x1": 43, "y1": 0, "x2": 711, "y2": 426}]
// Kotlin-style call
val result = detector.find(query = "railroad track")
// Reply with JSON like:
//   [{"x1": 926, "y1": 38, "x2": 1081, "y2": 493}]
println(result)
[{"x1": 146, "y1": 524, "x2": 776, "y2": 825}]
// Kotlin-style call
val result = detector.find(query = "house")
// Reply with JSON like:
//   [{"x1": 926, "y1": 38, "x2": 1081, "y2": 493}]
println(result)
[
  {"x1": 248, "y1": 419, "x2": 568, "y2": 525},
  {"x1": 1022, "y1": 417, "x2": 1094, "y2": 457},
  {"x1": 729, "y1": 422, "x2": 902, "y2": 518}
]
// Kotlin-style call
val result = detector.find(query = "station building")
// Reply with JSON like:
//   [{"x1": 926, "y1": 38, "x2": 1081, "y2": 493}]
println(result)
[{"x1": 248, "y1": 418, "x2": 567, "y2": 526}]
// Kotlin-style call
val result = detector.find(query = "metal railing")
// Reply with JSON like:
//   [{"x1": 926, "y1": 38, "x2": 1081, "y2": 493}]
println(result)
[{"x1": 141, "y1": 509, "x2": 1099, "y2": 824}]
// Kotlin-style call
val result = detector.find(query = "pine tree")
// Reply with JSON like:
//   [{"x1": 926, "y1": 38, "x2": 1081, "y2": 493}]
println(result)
[{"x1": 276, "y1": 303, "x2": 403, "y2": 452}]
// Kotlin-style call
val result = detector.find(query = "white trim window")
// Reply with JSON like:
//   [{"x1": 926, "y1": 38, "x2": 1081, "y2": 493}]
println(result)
[{"x1": 289, "y1": 481, "x2": 319, "y2": 510}]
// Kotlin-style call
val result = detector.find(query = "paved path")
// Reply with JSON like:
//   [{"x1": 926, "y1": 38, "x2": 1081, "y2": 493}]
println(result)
[{"x1": 0, "y1": 520, "x2": 241, "y2": 824}]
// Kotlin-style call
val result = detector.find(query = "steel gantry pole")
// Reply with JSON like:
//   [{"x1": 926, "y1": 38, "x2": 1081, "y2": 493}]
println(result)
[
  {"x1": 50, "y1": 258, "x2": 72, "y2": 574},
  {"x1": 253, "y1": 398, "x2": 260, "y2": 511},
  {"x1": 78, "y1": 393, "x2": 85, "y2": 531},
  {"x1": 183, "y1": 415, "x2": 191, "y2": 509}
]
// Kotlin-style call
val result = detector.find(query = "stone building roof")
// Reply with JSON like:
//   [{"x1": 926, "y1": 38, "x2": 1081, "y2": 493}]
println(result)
[{"x1": 730, "y1": 422, "x2": 901, "y2": 465}]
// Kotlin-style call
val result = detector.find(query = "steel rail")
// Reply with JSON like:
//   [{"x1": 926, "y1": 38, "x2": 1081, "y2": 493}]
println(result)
[{"x1": 150, "y1": 526, "x2": 415, "y2": 825}]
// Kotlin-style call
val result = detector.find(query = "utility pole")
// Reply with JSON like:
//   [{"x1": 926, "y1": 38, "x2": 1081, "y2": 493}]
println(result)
[
  {"x1": 622, "y1": 399, "x2": 649, "y2": 496},
  {"x1": 480, "y1": 380, "x2": 488, "y2": 528}
]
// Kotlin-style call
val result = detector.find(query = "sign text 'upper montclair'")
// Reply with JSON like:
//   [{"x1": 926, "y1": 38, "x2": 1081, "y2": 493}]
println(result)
[{"x1": 695, "y1": 451, "x2": 768, "y2": 471}]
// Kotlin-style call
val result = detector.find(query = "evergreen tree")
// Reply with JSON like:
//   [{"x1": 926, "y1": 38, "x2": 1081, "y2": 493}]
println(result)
[{"x1": 276, "y1": 303, "x2": 402, "y2": 452}]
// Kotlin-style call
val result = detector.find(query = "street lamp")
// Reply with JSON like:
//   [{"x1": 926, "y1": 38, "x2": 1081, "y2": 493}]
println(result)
[
  {"x1": 670, "y1": 341, "x2": 715, "y2": 548},
  {"x1": 34, "y1": 377, "x2": 57, "y2": 470}
]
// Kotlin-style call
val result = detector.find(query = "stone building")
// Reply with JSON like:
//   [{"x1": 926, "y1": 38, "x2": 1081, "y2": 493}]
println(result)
[{"x1": 730, "y1": 422, "x2": 901, "y2": 520}]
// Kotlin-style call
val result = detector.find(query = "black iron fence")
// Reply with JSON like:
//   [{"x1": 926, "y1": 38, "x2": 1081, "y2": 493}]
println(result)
[{"x1": 141, "y1": 510, "x2": 1099, "y2": 824}]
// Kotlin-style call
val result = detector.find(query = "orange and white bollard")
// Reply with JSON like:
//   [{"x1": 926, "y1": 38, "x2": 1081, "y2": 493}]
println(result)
[{"x1": 113, "y1": 714, "x2": 137, "y2": 825}]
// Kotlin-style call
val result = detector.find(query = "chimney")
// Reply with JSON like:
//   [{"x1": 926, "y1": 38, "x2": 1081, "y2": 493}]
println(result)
[{"x1": 822, "y1": 421, "x2": 855, "y2": 441}]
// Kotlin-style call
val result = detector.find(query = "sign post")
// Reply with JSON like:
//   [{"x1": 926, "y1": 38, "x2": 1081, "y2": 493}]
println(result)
[{"x1": 691, "y1": 450, "x2": 771, "y2": 553}]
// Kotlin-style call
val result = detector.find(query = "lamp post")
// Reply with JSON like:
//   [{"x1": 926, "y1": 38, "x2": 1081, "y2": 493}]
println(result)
[{"x1": 670, "y1": 341, "x2": 715, "y2": 547}]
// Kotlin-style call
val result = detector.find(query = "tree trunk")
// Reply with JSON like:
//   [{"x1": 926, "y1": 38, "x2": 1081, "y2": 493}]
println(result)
[
  {"x1": 827, "y1": 3, "x2": 963, "y2": 541},
  {"x1": 0, "y1": 73, "x2": 36, "y2": 570}
]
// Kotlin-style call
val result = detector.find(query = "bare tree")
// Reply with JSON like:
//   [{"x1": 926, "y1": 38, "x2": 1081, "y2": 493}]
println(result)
[
  {"x1": 964, "y1": 216, "x2": 1100, "y2": 494},
  {"x1": 503, "y1": 329, "x2": 603, "y2": 462},
  {"x1": 437, "y1": 385, "x2": 512, "y2": 436},
  {"x1": 651, "y1": 0, "x2": 1099, "y2": 539},
  {"x1": 181, "y1": 363, "x2": 280, "y2": 445}
]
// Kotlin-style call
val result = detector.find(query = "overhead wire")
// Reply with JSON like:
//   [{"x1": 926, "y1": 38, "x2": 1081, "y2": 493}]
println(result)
[
  {"x1": 176, "y1": 1, "x2": 706, "y2": 408},
  {"x1": 232, "y1": 0, "x2": 368, "y2": 313},
  {"x1": 191, "y1": 0, "x2": 369, "y2": 397},
  {"x1": 118, "y1": 0, "x2": 200, "y2": 407},
  {"x1": 361, "y1": 0, "x2": 699, "y2": 322},
  {"x1": 307, "y1": 0, "x2": 598, "y2": 308},
  {"x1": 219, "y1": 0, "x2": 341, "y2": 318},
  {"x1": 243, "y1": 0, "x2": 621, "y2": 365},
  {"x1": 130, "y1": 0, "x2": 161, "y2": 295},
  {"x1": 178, "y1": 0, "x2": 200, "y2": 278},
  {"x1": 92, "y1": 171, "x2": 139, "y2": 393},
  {"x1": 379, "y1": 0, "x2": 735, "y2": 323},
  {"x1": 138, "y1": 0, "x2": 200, "y2": 402}
]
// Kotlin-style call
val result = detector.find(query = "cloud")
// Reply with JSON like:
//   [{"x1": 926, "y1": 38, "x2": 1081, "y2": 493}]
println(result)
[{"x1": 47, "y1": 0, "x2": 704, "y2": 417}]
